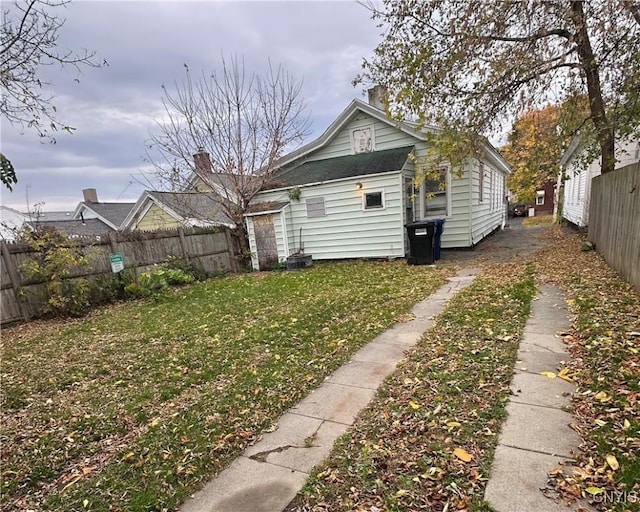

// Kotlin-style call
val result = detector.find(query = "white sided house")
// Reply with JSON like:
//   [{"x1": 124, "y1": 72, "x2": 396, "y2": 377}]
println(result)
[
  {"x1": 561, "y1": 136, "x2": 640, "y2": 228},
  {"x1": 245, "y1": 95, "x2": 511, "y2": 270}
]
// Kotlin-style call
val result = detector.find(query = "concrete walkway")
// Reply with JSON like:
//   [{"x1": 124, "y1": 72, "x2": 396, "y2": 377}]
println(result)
[
  {"x1": 179, "y1": 268, "x2": 480, "y2": 512},
  {"x1": 484, "y1": 284, "x2": 590, "y2": 512}
]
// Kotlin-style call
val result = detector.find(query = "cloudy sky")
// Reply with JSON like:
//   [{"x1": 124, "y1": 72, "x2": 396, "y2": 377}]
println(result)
[{"x1": 1, "y1": 0, "x2": 385, "y2": 212}]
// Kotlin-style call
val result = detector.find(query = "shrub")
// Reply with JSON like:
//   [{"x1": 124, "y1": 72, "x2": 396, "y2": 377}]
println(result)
[
  {"x1": 124, "y1": 267, "x2": 194, "y2": 299},
  {"x1": 19, "y1": 229, "x2": 95, "y2": 317}
]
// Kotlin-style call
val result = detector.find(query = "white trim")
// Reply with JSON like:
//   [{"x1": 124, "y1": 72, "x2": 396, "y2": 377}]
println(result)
[
  {"x1": 72, "y1": 203, "x2": 120, "y2": 230},
  {"x1": 244, "y1": 204, "x2": 289, "y2": 217},
  {"x1": 420, "y1": 165, "x2": 451, "y2": 219},
  {"x1": 361, "y1": 189, "x2": 386, "y2": 211},
  {"x1": 281, "y1": 205, "x2": 290, "y2": 257},
  {"x1": 259, "y1": 169, "x2": 402, "y2": 195}
]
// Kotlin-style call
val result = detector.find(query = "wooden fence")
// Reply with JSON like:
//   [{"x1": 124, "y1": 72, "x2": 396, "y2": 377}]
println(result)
[
  {"x1": 1, "y1": 227, "x2": 240, "y2": 325},
  {"x1": 588, "y1": 163, "x2": 640, "y2": 292}
]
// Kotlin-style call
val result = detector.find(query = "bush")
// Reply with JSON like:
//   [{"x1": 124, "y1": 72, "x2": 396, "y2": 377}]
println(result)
[
  {"x1": 19, "y1": 229, "x2": 95, "y2": 317},
  {"x1": 124, "y1": 267, "x2": 194, "y2": 299}
]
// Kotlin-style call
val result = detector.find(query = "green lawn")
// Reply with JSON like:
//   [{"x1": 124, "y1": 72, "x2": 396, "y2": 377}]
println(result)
[{"x1": 0, "y1": 261, "x2": 450, "y2": 512}]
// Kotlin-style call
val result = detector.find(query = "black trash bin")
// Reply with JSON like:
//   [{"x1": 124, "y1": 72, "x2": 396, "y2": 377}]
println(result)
[
  {"x1": 406, "y1": 220, "x2": 436, "y2": 265},
  {"x1": 433, "y1": 218, "x2": 445, "y2": 261}
]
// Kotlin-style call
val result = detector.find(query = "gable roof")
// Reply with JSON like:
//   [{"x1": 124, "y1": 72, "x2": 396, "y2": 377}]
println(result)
[
  {"x1": 264, "y1": 145, "x2": 415, "y2": 190},
  {"x1": 73, "y1": 202, "x2": 135, "y2": 230},
  {"x1": 122, "y1": 191, "x2": 234, "y2": 230},
  {"x1": 273, "y1": 98, "x2": 511, "y2": 175},
  {"x1": 30, "y1": 218, "x2": 113, "y2": 238}
]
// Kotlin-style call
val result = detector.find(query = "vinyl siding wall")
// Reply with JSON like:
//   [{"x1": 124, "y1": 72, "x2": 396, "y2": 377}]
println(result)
[
  {"x1": 248, "y1": 171, "x2": 406, "y2": 266},
  {"x1": 470, "y1": 158, "x2": 507, "y2": 245},
  {"x1": 562, "y1": 138, "x2": 639, "y2": 228},
  {"x1": 135, "y1": 204, "x2": 181, "y2": 231}
]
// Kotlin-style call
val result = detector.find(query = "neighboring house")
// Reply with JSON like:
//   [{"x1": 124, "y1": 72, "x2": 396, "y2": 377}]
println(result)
[
  {"x1": 244, "y1": 91, "x2": 511, "y2": 270},
  {"x1": 121, "y1": 191, "x2": 234, "y2": 231},
  {"x1": 29, "y1": 218, "x2": 113, "y2": 239},
  {"x1": 532, "y1": 180, "x2": 556, "y2": 216},
  {"x1": 0, "y1": 206, "x2": 29, "y2": 241},
  {"x1": 72, "y1": 188, "x2": 135, "y2": 230},
  {"x1": 561, "y1": 136, "x2": 639, "y2": 227}
]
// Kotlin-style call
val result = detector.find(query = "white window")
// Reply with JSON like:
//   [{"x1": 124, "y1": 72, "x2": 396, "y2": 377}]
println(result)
[
  {"x1": 351, "y1": 125, "x2": 375, "y2": 154},
  {"x1": 422, "y1": 167, "x2": 449, "y2": 217},
  {"x1": 362, "y1": 190, "x2": 385, "y2": 211},
  {"x1": 535, "y1": 190, "x2": 545, "y2": 205},
  {"x1": 306, "y1": 197, "x2": 326, "y2": 218}
]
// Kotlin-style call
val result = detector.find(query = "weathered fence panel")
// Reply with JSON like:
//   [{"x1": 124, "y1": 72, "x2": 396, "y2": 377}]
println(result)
[
  {"x1": 1, "y1": 227, "x2": 239, "y2": 325},
  {"x1": 588, "y1": 163, "x2": 640, "y2": 292}
]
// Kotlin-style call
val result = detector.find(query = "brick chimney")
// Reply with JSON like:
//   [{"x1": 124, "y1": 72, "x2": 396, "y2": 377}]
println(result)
[
  {"x1": 193, "y1": 147, "x2": 213, "y2": 175},
  {"x1": 367, "y1": 85, "x2": 388, "y2": 111},
  {"x1": 82, "y1": 188, "x2": 98, "y2": 203}
]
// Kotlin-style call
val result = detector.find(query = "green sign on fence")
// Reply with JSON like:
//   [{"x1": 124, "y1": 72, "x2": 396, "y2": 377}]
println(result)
[{"x1": 109, "y1": 253, "x2": 124, "y2": 273}]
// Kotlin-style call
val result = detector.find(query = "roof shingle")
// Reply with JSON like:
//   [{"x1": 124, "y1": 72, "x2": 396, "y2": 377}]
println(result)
[{"x1": 264, "y1": 145, "x2": 414, "y2": 189}]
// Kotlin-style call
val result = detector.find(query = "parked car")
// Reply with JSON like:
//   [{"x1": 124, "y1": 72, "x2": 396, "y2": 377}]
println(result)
[{"x1": 513, "y1": 204, "x2": 528, "y2": 217}]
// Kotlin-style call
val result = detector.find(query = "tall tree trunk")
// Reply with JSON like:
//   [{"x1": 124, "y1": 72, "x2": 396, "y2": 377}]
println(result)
[{"x1": 571, "y1": 1, "x2": 616, "y2": 174}]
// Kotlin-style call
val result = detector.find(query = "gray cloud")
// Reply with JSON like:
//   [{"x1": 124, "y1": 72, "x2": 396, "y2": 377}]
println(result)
[{"x1": 1, "y1": 0, "x2": 381, "y2": 212}]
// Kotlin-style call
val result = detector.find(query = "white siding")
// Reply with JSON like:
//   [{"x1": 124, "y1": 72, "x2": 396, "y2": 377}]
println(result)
[
  {"x1": 470, "y1": 158, "x2": 507, "y2": 245},
  {"x1": 251, "y1": 172, "x2": 405, "y2": 263},
  {"x1": 562, "y1": 136, "x2": 639, "y2": 228}
]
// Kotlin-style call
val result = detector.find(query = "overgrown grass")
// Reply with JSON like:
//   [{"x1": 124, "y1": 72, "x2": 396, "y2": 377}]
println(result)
[
  {"x1": 0, "y1": 261, "x2": 451, "y2": 512},
  {"x1": 290, "y1": 263, "x2": 536, "y2": 511},
  {"x1": 522, "y1": 214, "x2": 554, "y2": 227}
]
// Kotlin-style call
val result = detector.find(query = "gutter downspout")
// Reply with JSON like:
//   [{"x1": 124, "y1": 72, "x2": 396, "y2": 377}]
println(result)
[{"x1": 281, "y1": 204, "x2": 290, "y2": 259}]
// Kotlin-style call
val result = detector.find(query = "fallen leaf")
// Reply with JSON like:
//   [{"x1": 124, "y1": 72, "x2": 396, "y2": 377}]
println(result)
[
  {"x1": 557, "y1": 368, "x2": 573, "y2": 381},
  {"x1": 540, "y1": 371, "x2": 556, "y2": 379},
  {"x1": 594, "y1": 391, "x2": 610, "y2": 402},
  {"x1": 453, "y1": 447, "x2": 472, "y2": 462},
  {"x1": 584, "y1": 486, "x2": 605, "y2": 495},
  {"x1": 408, "y1": 400, "x2": 421, "y2": 410},
  {"x1": 446, "y1": 421, "x2": 461, "y2": 428},
  {"x1": 605, "y1": 454, "x2": 619, "y2": 471}
]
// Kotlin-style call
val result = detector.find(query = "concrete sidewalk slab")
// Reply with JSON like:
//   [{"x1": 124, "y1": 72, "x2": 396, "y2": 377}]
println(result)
[
  {"x1": 289, "y1": 382, "x2": 375, "y2": 425},
  {"x1": 484, "y1": 445, "x2": 574, "y2": 512},
  {"x1": 350, "y1": 341, "x2": 407, "y2": 364},
  {"x1": 510, "y1": 372, "x2": 574, "y2": 408},
  {"x1": 326, "y1": 360, "x2": 395, "y2": 389},
  {"x1": 515, "y1": 350, "x2": 569, "y2": 374},
  {"x1": 180, "y1": 457, "x2": 308, "y2": 512},
  {"x1": 499, "y1": 402, "x2": 580, "y2": 458},
  {"x1": 520, "y1": 333, "x2": 568, "y2": 353}
]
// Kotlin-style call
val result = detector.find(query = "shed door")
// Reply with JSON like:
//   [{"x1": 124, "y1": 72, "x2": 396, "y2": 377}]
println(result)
[{"x1": 253, "y1": 214, "x2": 278, "y2": 270}]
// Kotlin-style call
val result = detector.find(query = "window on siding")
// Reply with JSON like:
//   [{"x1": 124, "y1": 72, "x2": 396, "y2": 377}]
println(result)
[
  {"x1": 363, "y1": 190, "x2": 385, "y2": 210},
  {"x1": 479, "y1": 162, "x2": 485, "y2": 203},
  {"x1": 306, "y1": 196, "x2": 326, "y2": 218},
  {"x1": 536, "y1": 190, "x2": 545, "y2": 205},
  {"x1": 422, "y1": 167, "x2": 448, "y2": 217}
]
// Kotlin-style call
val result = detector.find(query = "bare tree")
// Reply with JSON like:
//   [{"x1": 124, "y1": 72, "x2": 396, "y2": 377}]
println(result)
[
  {"x1": 147, "y1": 55, "x2": 311, "y2": 254},
  {"x1": 357, "y1": 0, "x2": 640, "y2": 174},
  {"x1": 1, "y1": 0, "x2": 104, "y2": 188}
]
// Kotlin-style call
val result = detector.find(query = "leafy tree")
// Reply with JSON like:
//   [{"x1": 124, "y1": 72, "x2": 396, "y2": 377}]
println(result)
[
  {"x1": 358, "y1": 0, "x2": 640, "y2": 175},
  {"x1": 147, "y1": 55, "x2": 311, "y2": 256},
  {"x1": 502, "y1": 99, "x2": 587, "y2": 203},
  {"x1": 0, "y1": 153, "x2": 17, "y2": 191},
  {"x1": 1, "y1": 0, "x2": 104, "y2": 188}
]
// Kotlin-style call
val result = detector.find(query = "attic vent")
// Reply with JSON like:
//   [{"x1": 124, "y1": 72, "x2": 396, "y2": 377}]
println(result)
[{"x1": 306, "y1": 197, "x2": 325, "y2": 218}]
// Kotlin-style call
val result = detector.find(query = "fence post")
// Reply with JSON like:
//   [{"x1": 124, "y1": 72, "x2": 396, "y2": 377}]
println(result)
[
  {"x1": 178, "y1": 227, "x2": 191, "y2": 261},
  {"x1": 1, "y1": 240, "x2": 30, "y2": 321}
]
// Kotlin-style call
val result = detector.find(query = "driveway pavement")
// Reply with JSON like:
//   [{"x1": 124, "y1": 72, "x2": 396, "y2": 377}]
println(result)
[{"x1": 440, "y1": 216, "x2": 554, "y2": 265}]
